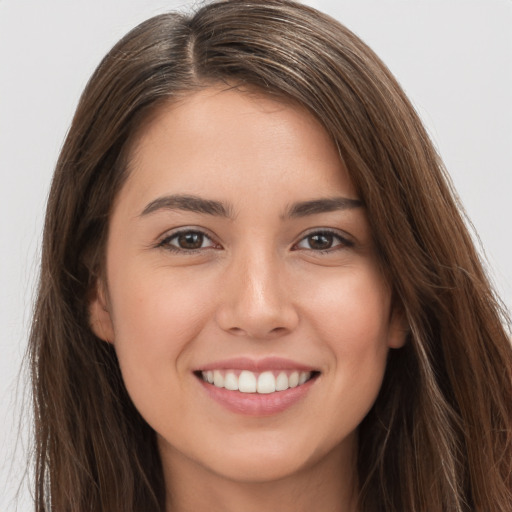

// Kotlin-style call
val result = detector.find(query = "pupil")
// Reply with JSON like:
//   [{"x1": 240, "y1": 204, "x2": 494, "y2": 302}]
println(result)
[
  {"x1": 309, "y1": 234, "x2": 332, "y2": 250},
  {"x1": 178, "y1": 232, "x2": 203, "y2": 249}
]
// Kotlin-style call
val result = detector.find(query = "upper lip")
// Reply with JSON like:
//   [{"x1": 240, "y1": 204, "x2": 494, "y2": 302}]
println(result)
[{"x1": 195, "y1": 357, "x2": 318, "y2": 373}]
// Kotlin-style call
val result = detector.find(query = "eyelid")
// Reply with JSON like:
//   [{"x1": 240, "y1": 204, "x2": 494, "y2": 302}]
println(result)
[
  {"x1": 156, "y1": 226, "x2": 221, "y2": 252},
  {"x1": 292, "y1": 228, "x2": 354, "y2": 251},
  {"x1": 154, "y1": 226, "x2": 353, "y2": 254}
]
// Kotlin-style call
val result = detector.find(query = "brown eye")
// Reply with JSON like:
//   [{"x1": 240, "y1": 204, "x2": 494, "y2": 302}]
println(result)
[
  {"x1": 160, "y1": 230, "x2": 216, "y2": 252},
  {"x1": 176, "y1": 232, "x2": 204, "y2": 249},
  {"x1": 294, "y1": 230, "x2": 353, "y2": 252},
  {"x1": 307, "y1": 233, "x2": 334, "y2": 250}
]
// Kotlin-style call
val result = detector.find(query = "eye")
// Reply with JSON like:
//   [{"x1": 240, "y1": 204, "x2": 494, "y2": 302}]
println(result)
[
  {"x1": 159, "y1": 230, "x2": 217, "y2": 252},
  {"x1": 294, "y1": 230, "x2": 353, "y2": 252}
]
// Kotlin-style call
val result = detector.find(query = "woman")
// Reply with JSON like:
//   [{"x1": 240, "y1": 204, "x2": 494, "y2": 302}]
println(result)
[{"x1": 29, "y1": 1, "x2": 512, "y2": 510}]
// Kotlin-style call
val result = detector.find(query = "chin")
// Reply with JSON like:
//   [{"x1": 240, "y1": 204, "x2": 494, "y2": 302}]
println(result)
[
  {"x1": 206, "y1": 452, "x2": 310, "y2": 484},
  {"x1": 196, "y1": 431, "x2": 349, "y2": 485}
]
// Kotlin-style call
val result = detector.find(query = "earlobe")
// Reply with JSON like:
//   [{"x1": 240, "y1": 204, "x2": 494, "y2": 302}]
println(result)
[
  {"x1": 387, "y1": 306, "x2": 409, "y2": 349},
  {"x1": 88, "y1": 279, "x2": 115, "y2": 344}
]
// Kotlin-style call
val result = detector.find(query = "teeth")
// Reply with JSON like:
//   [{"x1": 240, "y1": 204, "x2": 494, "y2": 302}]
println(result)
[
  {"x1": 224, "y1": 372, "x2": 238, "y2": 391},
  {"x1": 238, "y1": 370, "x2": 257, "y2": 392},
  {"x1": 213, "y1": 370, "x2": 224, "y2": 388},
  {"x1": 200, "y1": 369, "x2": 313, "y2": 393},
  {"x1": 257, "y1": 371, "x2": 276, "y2": 394},
  {"x1": 275, "y1": 372, "x2": 288, "y2": 391}
]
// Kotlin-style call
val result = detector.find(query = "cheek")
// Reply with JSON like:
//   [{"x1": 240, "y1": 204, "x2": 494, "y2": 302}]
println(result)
[
  {"x1": 106, "y1": 263, "x2": 216, "y2": 391},
  {"x1": 110, "y1": 262, "x2": 213, "y2": 337},
  {"x1": 303, "y1": 265, "x2": 392, "y2": 345},
  {"x1": 301, "y1": 266, "x2": 391, "y2": 402}
]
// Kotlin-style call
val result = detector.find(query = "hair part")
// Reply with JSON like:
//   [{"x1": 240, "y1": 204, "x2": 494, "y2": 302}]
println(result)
[{"x1": 30, "y1": 1, "x2": 512, "y2": 511}]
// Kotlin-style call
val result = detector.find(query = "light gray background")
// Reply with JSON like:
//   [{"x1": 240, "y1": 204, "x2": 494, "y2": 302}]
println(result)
[{"x1": 1, "y1": 0, "x2": 511, "y2": 509}]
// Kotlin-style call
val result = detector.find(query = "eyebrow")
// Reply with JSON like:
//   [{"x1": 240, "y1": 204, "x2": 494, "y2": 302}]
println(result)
[
  {"x1": 284, "y1": 197, "x2": 363, "y2": 218},
  {"x1": 139, "y1": 194, "x2": 363, "y2": 219},
  {"x1": 140, "y1": 194, "x2": 233, "y2": 218}
]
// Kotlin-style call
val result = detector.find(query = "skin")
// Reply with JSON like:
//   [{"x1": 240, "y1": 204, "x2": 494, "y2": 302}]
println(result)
[{"x1": 90, "y1": 86, "x2": 405, "y2": 512}]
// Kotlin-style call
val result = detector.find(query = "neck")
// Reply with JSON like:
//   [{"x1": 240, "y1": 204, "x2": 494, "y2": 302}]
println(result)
[{"x1": 161, "y1": 438, "x2": 359, "y2": 512}]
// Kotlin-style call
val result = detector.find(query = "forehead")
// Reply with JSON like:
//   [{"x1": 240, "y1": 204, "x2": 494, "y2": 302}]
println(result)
[{"x1": 120, "y1": 86, "x2": 358, "y2": 214}]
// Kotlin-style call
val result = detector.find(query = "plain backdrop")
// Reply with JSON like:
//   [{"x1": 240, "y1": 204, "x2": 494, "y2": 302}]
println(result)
[{"x1": 1, "y1": 0, "x2": 511, "y2": 509}]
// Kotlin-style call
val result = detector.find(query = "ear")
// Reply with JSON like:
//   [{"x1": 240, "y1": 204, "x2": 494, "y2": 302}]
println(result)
[
  {"x1": 387, "y1": 303, "x2": 408, "y2": 349},
  {"x1": 88, "y1": 278, "x2": 115, "y2": 344}
]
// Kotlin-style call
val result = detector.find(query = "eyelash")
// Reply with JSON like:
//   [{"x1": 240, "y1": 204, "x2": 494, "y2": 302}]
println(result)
[
  {"x1": 157, "y1": 228, "x2": 354, "y2": 254},
  {"x1": 157, "y1": 229, "x2": 219, "y2": 254},
  {"x1": 293, "y1": 229, "x2": 354, "y2": 253}
]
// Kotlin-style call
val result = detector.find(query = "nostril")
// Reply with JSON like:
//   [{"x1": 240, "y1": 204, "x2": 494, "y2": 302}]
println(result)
[
  {"x1": 227, "y1": 325, "x2": 290, "y2": 339},
  {"x1": 229, "y1": 327, "x2": 246, "y2": 336}
]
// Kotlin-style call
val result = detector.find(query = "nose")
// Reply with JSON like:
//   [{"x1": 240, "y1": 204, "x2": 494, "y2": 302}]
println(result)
[{"x1": 215, "y1": 249, "x2": 299, "y2": 340}]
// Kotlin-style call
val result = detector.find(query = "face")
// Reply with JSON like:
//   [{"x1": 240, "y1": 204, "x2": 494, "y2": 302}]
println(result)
[{"x1": 90, "y1": 87, "x2": 404, "y2": 486}]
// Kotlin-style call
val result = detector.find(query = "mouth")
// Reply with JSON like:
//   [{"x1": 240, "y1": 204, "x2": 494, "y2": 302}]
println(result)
[
  {"x1": 193, "y1": 357, "x2": 321, "y2": 415},
  {"x1": 195, "y1": 369, "x2": 320, "y2": 394}
]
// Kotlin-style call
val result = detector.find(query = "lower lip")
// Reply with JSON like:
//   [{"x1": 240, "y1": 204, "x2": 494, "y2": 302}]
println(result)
[{"x1": 198, "y1": 375, "x2": 318, "y2": 416}]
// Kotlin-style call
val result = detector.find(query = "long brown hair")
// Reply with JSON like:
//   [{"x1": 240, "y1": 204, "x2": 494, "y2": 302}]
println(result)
[{"x1": 29, "y1": 1, "x2": 512, "y2": 510}]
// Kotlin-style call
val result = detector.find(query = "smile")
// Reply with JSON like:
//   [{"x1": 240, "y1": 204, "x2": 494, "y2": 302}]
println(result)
[
  {"x1": 200, "y1": 369, "x2": 315, "y2": 394},
  {"x1": 194, "y1": 357, "x2": 320, "y2": 415}
]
